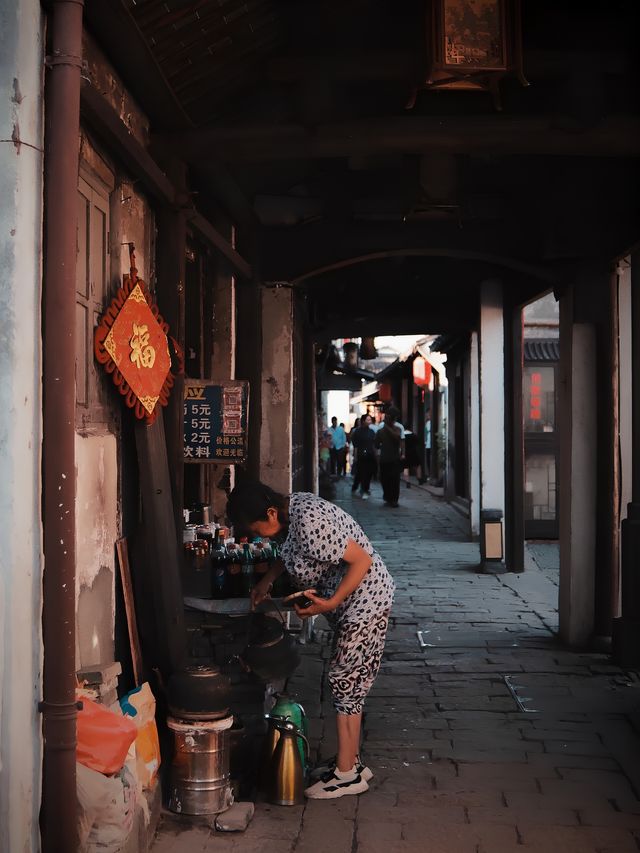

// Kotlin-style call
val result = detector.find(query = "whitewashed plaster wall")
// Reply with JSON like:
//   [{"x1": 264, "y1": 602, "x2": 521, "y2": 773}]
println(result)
[
  {"x1": 0, "y1": 0, "x2": 44, "y2": 849},
  {"x1": 75, "y1": 432, "x2": 119, "y2": 669},
  {"x1": 260, "y1": 286, "x2": 294, "y2": 494}
]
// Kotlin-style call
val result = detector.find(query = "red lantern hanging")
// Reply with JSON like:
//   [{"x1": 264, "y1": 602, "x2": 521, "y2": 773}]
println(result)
[{"x1": 413, "y1": 356, "x2": 433, "y2": 388}]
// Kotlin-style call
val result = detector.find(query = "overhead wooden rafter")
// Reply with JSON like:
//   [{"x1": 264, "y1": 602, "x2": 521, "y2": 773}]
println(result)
[
  {"x1": 80, "y1": 80, "x2": 252, "y2": 279},
  {"x1": 155, "y1": 116, "x2": 640, "y2": 162}
]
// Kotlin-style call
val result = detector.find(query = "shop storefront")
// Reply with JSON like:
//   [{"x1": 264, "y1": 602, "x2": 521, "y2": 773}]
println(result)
[{"x1": 523, "y1": 340, "x2": 560, "y2": 539}]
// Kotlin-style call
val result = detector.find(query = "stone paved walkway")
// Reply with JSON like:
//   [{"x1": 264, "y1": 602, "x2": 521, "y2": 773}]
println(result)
[{"x1": 153, "y1": 480, "x2": 640, "y2": 853}]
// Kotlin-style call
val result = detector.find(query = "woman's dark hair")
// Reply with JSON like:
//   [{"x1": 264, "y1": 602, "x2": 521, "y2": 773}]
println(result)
[{"x1": 226, "y1": 480, "x2": 286, "y2": 527}]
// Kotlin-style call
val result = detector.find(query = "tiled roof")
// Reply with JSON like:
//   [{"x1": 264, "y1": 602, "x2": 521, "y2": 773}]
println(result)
[{"x1": 524, "y1": 339, "x2": 560, "y2": 361}]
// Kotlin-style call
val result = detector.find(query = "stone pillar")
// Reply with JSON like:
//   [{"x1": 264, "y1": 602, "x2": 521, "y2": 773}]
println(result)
[
  {"x1": 260, "y1": 285, "x2": 294, "y2": 493},
  {"x1": 208, "y1": 224, "x2": 236, "y2": 519},
  {"x1": 155, "y1": 161, "x2": 187, "y2": 534},
  {"x1": 613, "y1": 251, "x2": 640, "y2": 664},
  {"x1": 478, "y1": 280, "x2": 506, "y2": 570},
  {"x1": 504, "y1": 298, "x2": 525, "y2": 573},
  {"x1": 469, "y1": 331, "x2": 481, "y2": 538},
  {"x1": 303, "y1": 336, "x2": 319, "y2": 493},
  {"x1": 235, "y1": 277, "x2": 263, "y2": 481},
  {"x1": 558, "y1": 287, "x2": 598, "y2": 646}
]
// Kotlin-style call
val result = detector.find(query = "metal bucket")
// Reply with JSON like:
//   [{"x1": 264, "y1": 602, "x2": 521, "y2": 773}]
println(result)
[{"x1": 167, "y1": 715, "x2": 234, "y2": 815}]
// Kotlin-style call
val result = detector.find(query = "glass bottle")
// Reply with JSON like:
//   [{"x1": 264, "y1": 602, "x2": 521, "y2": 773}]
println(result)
[
  {"x1": 226, "y1": 540, "x2": 243, "y2": 598},
  {"x1": 241, "y1": 542, "x2": 254, "y2": 597},
  {"x1": 270, "y1": 542, "x2": 287, "y2": 597},
  {"x1": 211, "y1": 528, "x2": 228, "y2": 599},
  {"x1": 252, "y1": 541, "x2": 269, "y2": 587}
]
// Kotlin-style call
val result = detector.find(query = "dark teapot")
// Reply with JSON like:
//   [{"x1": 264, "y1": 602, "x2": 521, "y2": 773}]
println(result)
[
  {"x1": 167, "y1": 664, "x2": 231, "y2": 720},
  {"x1": 240, "y1": 614, "x2": 300, "y2": 682}
]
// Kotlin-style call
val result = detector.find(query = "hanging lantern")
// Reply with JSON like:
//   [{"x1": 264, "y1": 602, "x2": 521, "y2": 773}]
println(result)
[
  {"x1": 409, "y1": 0, "x2": 528, "y2": 110},
  {"x1": 413, "y1": 356, "x2": 433, "y2": 388},
  {"x1": 379, "y1": 382, "x2": 392, "y2": 403}
]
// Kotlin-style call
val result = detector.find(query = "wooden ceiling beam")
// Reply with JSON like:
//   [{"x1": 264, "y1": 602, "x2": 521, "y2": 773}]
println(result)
[
  {"x1": 84, "y1": 0, "x2": 191, "y2": 132},
  {"x1": 80, "y1": 80, "x2": 252, "y2": 279},
  {"x1": 156, "y1": 115, "x2": 640, "y2": 162},
  {"x1": 259, "y1": 220, "x2": 553, "y2": 284},
  {"x1": 267, "y1": 48, "x2": 626, "y2": 83},
  {"x1": 310, "y1": 311, "x2": 475, "y2": 339}
]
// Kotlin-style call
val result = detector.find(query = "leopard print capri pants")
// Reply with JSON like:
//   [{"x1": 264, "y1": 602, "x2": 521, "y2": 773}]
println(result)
[{"x1": 328, "y1": 612, "x2": 390, "y2": 715}]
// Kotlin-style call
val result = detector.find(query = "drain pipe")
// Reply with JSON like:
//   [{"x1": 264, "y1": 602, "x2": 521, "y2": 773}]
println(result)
[{"x1": 40, "y1": 1, "x2": 84, "y2": 851}]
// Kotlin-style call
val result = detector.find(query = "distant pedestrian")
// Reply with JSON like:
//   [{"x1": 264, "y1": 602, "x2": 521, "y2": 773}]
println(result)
[
  {"x1": 375, "y1": 406, "x2": 404, "y2": 507},
  {"x1": 424, "y1": 411, "x2": 432, "y2": 482},
  {"x1": 319, "y1": 429, "x2": 332, "y2": 474},
  {"x1": 338, "y1": 423, "x2": 348, "y2": 476},
  {"x1": 350, "y1": 414, "x2": 376, "y2": 500},
  {"x1": 329, "y1": 416, "x2": 347, "y2": 477},
  {"x1": 347, "y1": 417, "x2": 360, "y2": 479}
]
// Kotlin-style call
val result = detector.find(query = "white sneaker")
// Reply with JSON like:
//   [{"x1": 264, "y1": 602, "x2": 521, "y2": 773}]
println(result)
[
  {"x1": 309, "y1": 756, "x2": 373, "y2": 782},
  {"x1": 304, "y1": 768, "x2": 369, "y2": 799},
  {"x1": 361, "y1": 493, "x2": 369, "y2": 501}
]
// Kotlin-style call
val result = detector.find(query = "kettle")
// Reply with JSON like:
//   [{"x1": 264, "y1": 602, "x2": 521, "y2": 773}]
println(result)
[
  {"x1": 167, "y1": 665, "x2": 231, "y2": 721},
  {"x1": 260, "y1": 713, "x2": 289, "y2": 792},
  {"x1": 266, "y1": 720, "x2": 309, "y2": 806}
]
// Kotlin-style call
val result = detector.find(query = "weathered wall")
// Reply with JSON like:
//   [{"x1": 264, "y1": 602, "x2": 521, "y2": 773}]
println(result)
[
  {"x1": 75, "y1": 432, "x2": 119, "y2": 668},
  {"x1": 260, "y1": 286, "x2": 294, "y2": 493},
  {"x1": 74, "y1": 34, "x2": 156, "y2": 673},
  {"x1": 0, "y1": 0, "x2": 44, "y2": 849}
]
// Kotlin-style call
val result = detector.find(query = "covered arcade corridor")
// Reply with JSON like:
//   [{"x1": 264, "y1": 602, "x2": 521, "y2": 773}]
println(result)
[
  {"x1": 154, "y1": 482, "x2": 640, "y2": 853},
  {"x1": 3, "y1": 0, "x2": 640, "y2": 849}
]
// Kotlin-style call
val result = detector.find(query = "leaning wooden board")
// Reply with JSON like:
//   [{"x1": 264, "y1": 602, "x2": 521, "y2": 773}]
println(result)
[{"x1": 116, "y1": 538, "x2": 144, "y2": 687}]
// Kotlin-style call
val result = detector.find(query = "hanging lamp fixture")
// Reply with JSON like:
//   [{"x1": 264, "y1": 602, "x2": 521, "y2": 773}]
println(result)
[{"x1": 408, "y1": 0, "x2": 529, "y2": 110}]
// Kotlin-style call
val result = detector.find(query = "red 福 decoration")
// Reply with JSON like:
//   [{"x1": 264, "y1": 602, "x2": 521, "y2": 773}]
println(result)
[{"x1": 94, "y1": 249, "x2": 183, "y2": 423}]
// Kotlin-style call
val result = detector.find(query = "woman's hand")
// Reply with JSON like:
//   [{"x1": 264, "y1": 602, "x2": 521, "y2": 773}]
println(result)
[
  {"x1": 293, "y1": 589, "x2": 336, "y2": 619},
  {"x1": 250, "y1": 578, "x2": 273, "y2": 611}
]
